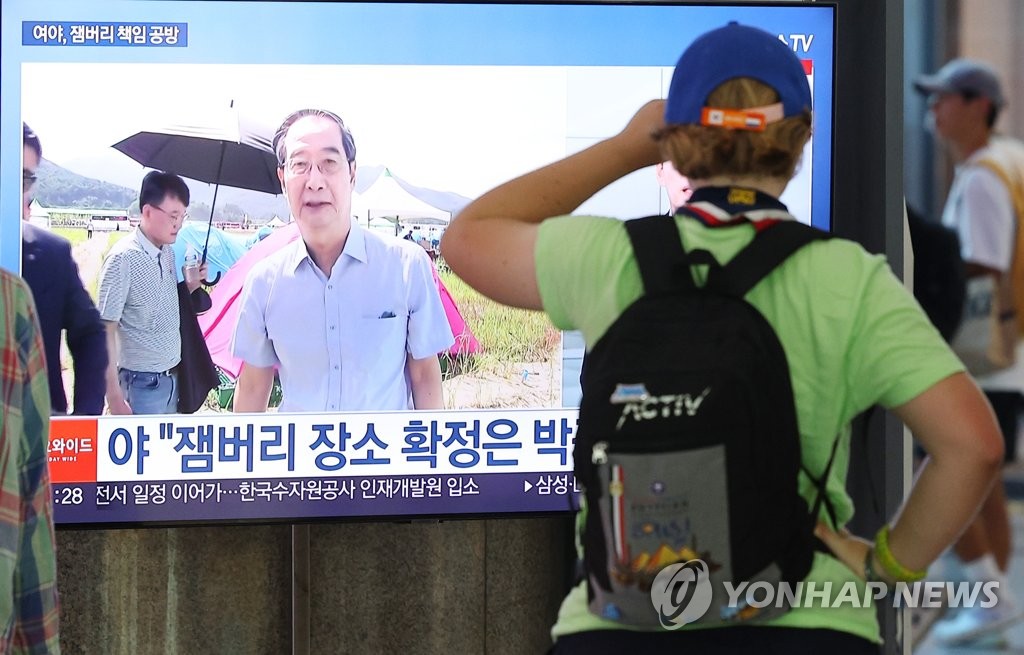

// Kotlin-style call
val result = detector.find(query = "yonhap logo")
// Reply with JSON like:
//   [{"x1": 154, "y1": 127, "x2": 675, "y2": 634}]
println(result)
[
  {"x1": 648, "y1": 566, "x2": 1001, "y2": 629},
  {"x1": 650, "y1": 559, "x2": 714, "y2": 629}
]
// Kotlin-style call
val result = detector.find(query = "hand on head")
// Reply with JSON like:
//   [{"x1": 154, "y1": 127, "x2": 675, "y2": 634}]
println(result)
[{"x1": 615, "y1": 100, "x2": 667, "y2": 169}]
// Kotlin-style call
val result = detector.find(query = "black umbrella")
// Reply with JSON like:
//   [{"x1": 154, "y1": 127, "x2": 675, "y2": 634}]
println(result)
[{"x1": 112, "y1": 100, "x2": 279, "y2": 285}]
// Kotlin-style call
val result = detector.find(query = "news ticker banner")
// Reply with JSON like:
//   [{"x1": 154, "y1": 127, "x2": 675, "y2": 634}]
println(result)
[{"x1": 49, "y1": 408, "x2": 579, "y2": 525}]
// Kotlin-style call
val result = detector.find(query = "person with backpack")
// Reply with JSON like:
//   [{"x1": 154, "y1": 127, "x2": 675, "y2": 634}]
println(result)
[
  {"x1": 442, "y1": 22, "x2": 1003, "y2": 653},
  {"x1": 912, "y1": 58, "x2": 1024, "y2": 647},
  {"x1": 906, "y1": 203, "x2": 966, "y2": 343}
]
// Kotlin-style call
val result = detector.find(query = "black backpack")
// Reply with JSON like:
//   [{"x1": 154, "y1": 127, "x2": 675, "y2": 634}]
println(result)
[
  {"x1": 576, "y1": 213, "x2": 837, "y2": 628},
  {"x1": 906, "y1": 205, "x2": 966, "y2": 343}
]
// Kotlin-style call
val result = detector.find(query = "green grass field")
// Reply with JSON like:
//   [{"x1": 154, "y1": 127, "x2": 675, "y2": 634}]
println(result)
[
  {"x1": 51, "y1": 227, "x2": 89, "y2": 248},
  {"x1": 82, "y1": 231, "x2": 131, "y2": 300},
  {"x1": 438, "y1": 269, "x2": 560, "y2": 379}
]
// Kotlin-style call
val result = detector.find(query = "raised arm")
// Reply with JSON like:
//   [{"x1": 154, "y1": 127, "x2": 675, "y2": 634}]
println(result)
[{"x1": 441, "y1": 100, "x2": 666, "y2": 309}]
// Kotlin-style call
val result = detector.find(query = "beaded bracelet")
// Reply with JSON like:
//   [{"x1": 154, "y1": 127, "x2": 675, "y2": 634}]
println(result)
[{"x1": 874, "y1": 525, "x2": 927, "y2": 582}]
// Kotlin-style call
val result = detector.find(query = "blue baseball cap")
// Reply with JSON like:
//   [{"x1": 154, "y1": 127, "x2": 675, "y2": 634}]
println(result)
[{"x1": 665, "y1": 22, "x2": 812, "y2": 129}]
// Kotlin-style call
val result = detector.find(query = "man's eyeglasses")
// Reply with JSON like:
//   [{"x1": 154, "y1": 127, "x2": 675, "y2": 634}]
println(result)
[
  {"x1": 23, "y1": 170, "x2": 38, "y2": 194},
  {"x1": 151, "y1": 205, "x2": 188, "y2": 222},
  {"x1": 285, "y1": 157, "x2": 346, "y2": 177}
]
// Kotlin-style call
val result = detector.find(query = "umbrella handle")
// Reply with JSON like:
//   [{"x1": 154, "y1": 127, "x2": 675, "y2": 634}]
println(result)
[{"x1": 203, "y1": 271, "x2": 222, "y2": 286}]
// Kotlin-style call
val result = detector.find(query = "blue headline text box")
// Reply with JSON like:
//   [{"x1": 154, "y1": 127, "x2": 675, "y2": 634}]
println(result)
[{"x1": 22, "y1": 21, "x2": 187, "y2": 47}]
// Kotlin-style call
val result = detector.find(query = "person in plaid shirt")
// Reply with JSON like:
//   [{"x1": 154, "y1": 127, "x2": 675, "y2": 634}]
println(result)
[{"x1": 0, "y1": 267, "x2": 60, "y2": 651}]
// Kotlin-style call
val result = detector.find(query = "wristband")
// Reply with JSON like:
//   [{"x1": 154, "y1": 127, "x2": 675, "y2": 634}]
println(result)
[{"x1": 874, "y1": 525, "x2": 927, "y2": 582}]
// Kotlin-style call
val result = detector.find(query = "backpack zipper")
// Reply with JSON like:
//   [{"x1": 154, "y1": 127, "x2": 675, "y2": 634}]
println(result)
[{"x1": 590, "y1": 430, "x2": 723, "y2": 457}]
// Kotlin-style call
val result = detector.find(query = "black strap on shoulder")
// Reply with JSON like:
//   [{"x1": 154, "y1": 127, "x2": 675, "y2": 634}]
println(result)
[
  {"x1": 624, "y1": 215, "x2": 694, "y2": 295},
  {"x1": 626, "y1": 212, "x2": 829, "y2": 298},
  {"x1": 707, "y1": 221, "x2": 829, "y2": 297}
]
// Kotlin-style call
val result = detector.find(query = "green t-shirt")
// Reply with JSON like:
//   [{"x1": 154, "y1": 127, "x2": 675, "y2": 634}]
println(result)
[{"x1": 535, "y1": 214, "x2": 964, "y2": 644}]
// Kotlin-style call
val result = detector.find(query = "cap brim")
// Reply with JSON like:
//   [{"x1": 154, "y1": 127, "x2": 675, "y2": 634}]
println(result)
[{"x1": 913, "y1": 74, "x2": 953, "y2": 96}]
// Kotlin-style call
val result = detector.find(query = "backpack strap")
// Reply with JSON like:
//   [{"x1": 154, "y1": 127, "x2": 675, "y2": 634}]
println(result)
[
  {"x1": 804, "y1": 432, "x2": 843, "y2": 531},
  {"x1": 708, "y1": 221, "x2": 830, "y2": 297},
  {"x1": 624, "y1": 215, "x2": 717, "y2": 295},
  {"x1": 976, "y1": 155, "x2": 1024, "y2": 336},
  {"x1": 626, "y1": 211, "x2": 829, "y2": 298},
  {"x1": 978, "y1": 159, "x2": 1024, "y2": 219}
]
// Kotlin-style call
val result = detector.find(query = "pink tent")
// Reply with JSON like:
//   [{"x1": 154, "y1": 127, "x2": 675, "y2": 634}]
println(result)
[
  {"x1": 198, "y1": 222, "x2": 480, "y2": 379},
  {"x1": 430, "y1": 264, "x2": 480, "y2": 359}
]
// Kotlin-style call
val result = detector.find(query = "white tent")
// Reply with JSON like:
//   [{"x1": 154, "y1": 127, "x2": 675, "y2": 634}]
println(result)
[
  {"x1": 352, "y1": 168, "x2": 451, "y2": 224},
  {"x1": 266, "y1": 215, "x2": 287, "y2": 228},
  {"x1": 29, "y1": 199, "x2": 50, "y2": 229},
  {"x1": 363, "y1": 215, "x2": 401, "y2": 237}
]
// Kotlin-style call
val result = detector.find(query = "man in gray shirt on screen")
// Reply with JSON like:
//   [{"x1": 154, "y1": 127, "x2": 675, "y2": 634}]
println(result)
[{"x1": 97, "y1": 171, "x2": 205, "y2": 415}]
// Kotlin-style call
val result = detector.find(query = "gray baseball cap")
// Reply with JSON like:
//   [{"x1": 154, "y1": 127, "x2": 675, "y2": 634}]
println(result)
[{"x1": 914, "y1": 58, "x2": 1005, "y2": 109}]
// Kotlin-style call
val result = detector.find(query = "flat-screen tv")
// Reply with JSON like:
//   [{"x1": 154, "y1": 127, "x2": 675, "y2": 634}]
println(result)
[{"x1": 1, "y1": 0, "x2": 836, "y2": 527}]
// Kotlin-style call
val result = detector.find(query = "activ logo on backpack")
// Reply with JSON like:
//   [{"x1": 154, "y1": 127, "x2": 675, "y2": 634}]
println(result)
[
  {"x1": 650, "y1": 559, "x2": 715, "y2": 629},
  {"x1": 610, "y1": 384, "x2": 712, "y2": 430}
]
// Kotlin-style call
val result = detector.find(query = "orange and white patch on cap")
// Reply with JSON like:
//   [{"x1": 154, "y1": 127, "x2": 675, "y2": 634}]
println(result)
[{"x1": 700, "y1": 102, "x2": 785, "y2": 131}]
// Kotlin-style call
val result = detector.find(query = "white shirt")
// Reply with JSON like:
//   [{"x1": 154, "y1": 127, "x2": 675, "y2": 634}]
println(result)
[
  {"x1": 942, "y1": 146, "x2": 1016, "y2": 272},
  {"x1": 231, "y1": 222, "x2": 454, "y2": 412},
  {"x1": 942, "y1": 145, "x2": 1020, "y2": 390}
]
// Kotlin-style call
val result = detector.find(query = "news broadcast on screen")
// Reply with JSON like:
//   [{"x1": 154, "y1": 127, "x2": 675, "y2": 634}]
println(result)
[{"x1": 0, "y1": 0, "x2": 835, "y2": 526}]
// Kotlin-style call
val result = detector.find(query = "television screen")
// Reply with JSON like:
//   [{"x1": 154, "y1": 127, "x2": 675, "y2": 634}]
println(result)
[{"x1": 1, "y1": 0, "x2": 836, "y2": 526}]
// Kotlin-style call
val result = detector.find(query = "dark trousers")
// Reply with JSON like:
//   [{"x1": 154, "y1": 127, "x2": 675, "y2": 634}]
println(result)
[{"x1": 551, "y1": 627, "x2": 880, "y2": 655}]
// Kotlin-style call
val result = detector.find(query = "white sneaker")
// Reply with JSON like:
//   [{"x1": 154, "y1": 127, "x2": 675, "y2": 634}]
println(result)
[{"x1": 931, "y1": 604, "x2": 1024, "y2": 646}]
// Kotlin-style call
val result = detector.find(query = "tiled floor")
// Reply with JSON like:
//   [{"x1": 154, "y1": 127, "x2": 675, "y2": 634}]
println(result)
[{"x1": 916, "y1": 489, "x2": 1024, "y2": 654}]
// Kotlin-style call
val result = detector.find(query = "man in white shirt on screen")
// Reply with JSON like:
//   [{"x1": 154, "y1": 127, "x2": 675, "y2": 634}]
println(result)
[{"x1": 231, "y1": 108, "x2": 454, "y2": 413}]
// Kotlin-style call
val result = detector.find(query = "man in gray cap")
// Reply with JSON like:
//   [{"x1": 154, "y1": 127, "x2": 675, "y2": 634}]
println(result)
[
  {"x1": 915, "y1": 58, "x2": 1024, "y2": 647},
  {"x1": 916, "y1": 58, "x2": 1005, "y2": 122}
]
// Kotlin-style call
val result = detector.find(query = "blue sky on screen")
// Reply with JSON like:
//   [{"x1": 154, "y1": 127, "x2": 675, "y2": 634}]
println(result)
[{"x1": 3, "y1": 1, "x2": 835, "y2": 270}]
